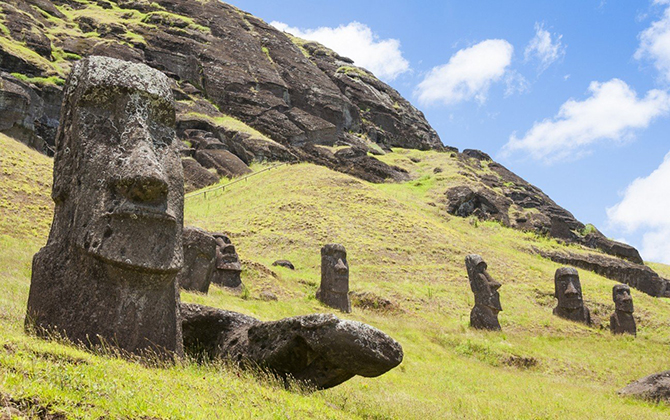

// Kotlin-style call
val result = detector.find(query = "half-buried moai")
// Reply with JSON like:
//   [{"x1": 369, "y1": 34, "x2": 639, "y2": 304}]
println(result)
[
  {"x1": 26, "y1": 56, "x2": 184, "y2": 358},
  {"x1": 553, "y1": 267, "x2": 592, "y2": 325},
  {"x1": 177, "y1": 227, "x2": 218, "y2": 294},
  {"x1": 610, "y1": 284, "x2": 636, "y2": 336},
  {"x1": 465, "y1": 254, "x2": 502, "y2": 331},
  {"x1": 316, "y1": 244, "x2": 351, "y2": 313},
  {"x1": 211, "y1": 233, "x2": 242, "y2": 289}
]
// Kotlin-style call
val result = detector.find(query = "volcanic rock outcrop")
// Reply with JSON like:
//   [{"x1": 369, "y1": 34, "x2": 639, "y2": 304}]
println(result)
[
  {"x1": 465, "y1": 254, "x2": 502, "y2": 331},
  {"x1": 0, "y1": 0, "x2": 440, "y2": 185},
  {"x1": 26, "y1": 56, "x2": 184, "y2": 357},
  {"x1": 177, "y1": 227, "x2": 217, "y2": 293},
  {"x1": 316, "y1": 244, "x2": 351, "y2": 313},
  {"x1": 180, "y1": 303, "x2": 403, "y2": 390},
  {"x1": 538, "y1": 249, "x2": 669, "y2": 298},
  {"x1": 443, "y1": 150, "x2": 645, "y2": 264}
]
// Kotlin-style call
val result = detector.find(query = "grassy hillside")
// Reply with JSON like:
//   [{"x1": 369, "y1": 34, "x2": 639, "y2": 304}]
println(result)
[{"x1": 2, "y1": 134, "x2": 670, "y2": 418}]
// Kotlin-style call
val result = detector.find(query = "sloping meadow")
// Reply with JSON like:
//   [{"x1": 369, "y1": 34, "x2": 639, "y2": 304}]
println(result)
[{"x1": 1, "y1": 135, "x2": 670, "y2": 418}]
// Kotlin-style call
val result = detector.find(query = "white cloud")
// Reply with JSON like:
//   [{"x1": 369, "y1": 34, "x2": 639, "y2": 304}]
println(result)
[
  {"x1": 524, "y1": 23, "x2": 566, "y2": 72},
  {"x1": 271, "y1": 21, "x2": 409, "y2": 81},
  {"x1": 502, "y1": 79, "x2": 670, "y2": 162},
  {"x1": 607, "y1": 152, "x2": 670, "y2": 263},
  {"x1": 415, "y1": 39, "x2": 514, "y2": 106},
  {"x1": 636, "y1": 2, "x2": 670, "y2": 82}
]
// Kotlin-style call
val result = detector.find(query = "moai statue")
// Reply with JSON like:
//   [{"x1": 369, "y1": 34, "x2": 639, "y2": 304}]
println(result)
[
  {"x1": 211, "y1": 233, "x2": 242, "y2": 289},
  {"x1": 316, "y1": 244, "x2": 351, "y2": 313},
  {"x1": 465, "y1": 254, "x2": 502, "y2": 331},
  {"x1": 610, "y1": 284, "x2": 636, "y2": 336},
  {"x1": 553, "y1": 267, "x2": 592, "y2": 325},
  {"x1": 177, "y1": 227, "x2": 217, "y2": 294},
  {"x1": 26, "y1": 56, "x2": 184, "y2": 358}
]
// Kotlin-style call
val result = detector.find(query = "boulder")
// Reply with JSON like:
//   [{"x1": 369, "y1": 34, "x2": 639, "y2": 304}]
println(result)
[
  {"x1": 619, "y1": 371, "x2": 670, "y2": 403},
  {"x1": 272, "y1": 260, "x2": 295, "y2": 270},
  {"x1": 180, "y1": 303, "x2": 403, "y2": 390},
  {"x1": 194, "y1": 149, "x2": 252, "y2": 178}
]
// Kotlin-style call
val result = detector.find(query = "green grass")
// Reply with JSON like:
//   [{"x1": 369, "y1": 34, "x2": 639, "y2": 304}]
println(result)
[{"x1": 1, "y1": 134, "x2": 670, "y2": 418}]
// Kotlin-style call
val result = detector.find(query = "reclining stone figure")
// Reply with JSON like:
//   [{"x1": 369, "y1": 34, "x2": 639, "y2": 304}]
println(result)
[
  {"x1": 26, "y1": 56, "x2": 184, "y2": 357},
  {"x1": 610, "y1": 284, "x2": 636, "y2": 336},
  {"x1": 553, "y1": 267, "x2": 592, "y2": 325},
  {"x1": 316, "y1": 244, "x2": 351, "y2": 313},
  {"x1": 180, "y1": 303, "x2": 403, "y2": 390},
  {"x1": 465, "y1": 254, "x2": 502, "y2": 331}
]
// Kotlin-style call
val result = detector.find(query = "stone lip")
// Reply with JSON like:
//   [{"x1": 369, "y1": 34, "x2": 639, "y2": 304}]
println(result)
[
  {"x1": 619, "y1": 370, "x2": 670, "y2": 403},
  {"x1": 180, "y1": 303, "x2": 403, "y2": 390}
]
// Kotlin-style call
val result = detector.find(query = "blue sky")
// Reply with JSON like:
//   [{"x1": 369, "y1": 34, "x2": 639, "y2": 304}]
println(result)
[{"x1": 235, "y1": 0, "x2": 670, "y2": 263}]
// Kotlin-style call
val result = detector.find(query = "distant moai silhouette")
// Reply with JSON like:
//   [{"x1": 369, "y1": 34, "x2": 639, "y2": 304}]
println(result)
[
  {"x1": 553, "y1": 267, "x2": 591, "y2": 325},
  {"x1": 610, "y1": 284, "x2": 636, "y2": 336},
  {"x1": 465, "y1": 254, "x2": 502, "y2": 331},
  {"x1": 317, "y1": 244, "x2": 351, "y2": 313}
]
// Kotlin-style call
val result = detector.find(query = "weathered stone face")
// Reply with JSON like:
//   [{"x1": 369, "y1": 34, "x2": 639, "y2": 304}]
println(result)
[
  {"x1": 465, "y1": 254, "x2": 502, "y2": 331},
  {"x1": 613, "y1": 284, "x2": 634, "y2": 313},
  {"x1": 610, "y1": 284, "x2": 636, "y2": 336},
  {"x1": 553, "y1": 267, "x2": 591, "y2": 325},
  {"x1": 316, "y1": 244, "x2": 351, "y2": 313},
  {"x1": 211, "y1": 233, "x2": 242, "y2": 288},
  {"x1": 51, "y1": 57, "x2": 183, "y2": 273},
  {"x1": 26, "y1": 56, "x2": 184, "y2": 357},
  {"x1": 177, "y1": 227, "x2": 218, "y2": 293},
  {"x1": 554, "y1": 267, "x2": 583, "y2": 309}
]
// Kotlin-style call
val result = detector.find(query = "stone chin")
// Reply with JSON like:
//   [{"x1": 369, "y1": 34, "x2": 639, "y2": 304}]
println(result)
[
  {"x1": 76, "y1": 212, "x2": 183, "y2": 274},
  {"x1": 558, "y1": 300, "x2": 583, "y2": 310},
  {"x1": 616, "y1": 302, "x2": 634, "y2": 313}
]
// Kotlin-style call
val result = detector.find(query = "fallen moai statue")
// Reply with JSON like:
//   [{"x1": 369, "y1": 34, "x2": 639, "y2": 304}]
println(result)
[
  {"x1": 465, "y1": 254, "x2": 503, "y2": 331},
  {"x1": 180, "y1": 303, "x2": 403, "y2": 390},
  {"x1": 177, "y1": 227, "x2": 218, "y2": 294},
  {"x1": 26, "y1": 56, "x2": 184, "y2": 357},
  {"x1": 619, "y1": 371, "x2": 670, "y2": 403}
]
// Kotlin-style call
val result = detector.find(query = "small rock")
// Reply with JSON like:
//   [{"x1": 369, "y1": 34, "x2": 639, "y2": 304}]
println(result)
[
  {"x1": 619, "y1": 371, "x2": 670, "y2": 403},
  {"x1": 259, "y1": 291, "x2": 278, "y2": 301},
  {"x1": 272, "y1": 260, "x2": 295, "y2": 270}
]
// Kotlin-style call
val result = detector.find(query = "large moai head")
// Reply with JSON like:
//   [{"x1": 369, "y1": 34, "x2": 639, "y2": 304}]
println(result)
[
  {"x1": 613, "y1": 284, "x2": 634, "y2": 313},
  {"x1": 51, "y1": 55, "x2": 183, "y2": 272},
  {"x1": 554, "y1": 267, "x2": 583, "y2": 310},
  {"x1": 26, "y1": 56, "x2": 184, "y2": 357},
  {"x1": 317, "y1": 244, "x2": 351, "y2": 312},
  {"x1": 465, "y1": 254, "x2": 502, "y2": 312},
  {"x1": 177, "y1": 227, "x2": 218, "y2": 293}
]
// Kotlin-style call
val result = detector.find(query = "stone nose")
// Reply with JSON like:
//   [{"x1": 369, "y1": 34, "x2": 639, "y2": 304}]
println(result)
[
  {"x1": 489, "y1": 280, "x2": 501, "y2": 291},
  {"x1": 621, "y1": 291, "x2": 632, "y2": 301},
  {"x1": 114, "y1": 142, "x2": 169, "y2": 204},
  {"x1": 565, "y1": 282, "x2": 579, "y2": 296},
  {"x1": 334, "y1": 258, "x2": 347, "y2": 273}
]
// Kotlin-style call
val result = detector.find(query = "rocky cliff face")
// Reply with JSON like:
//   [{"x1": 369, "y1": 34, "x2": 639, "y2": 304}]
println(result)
[
  {"x1": 0, "y1": 0, "x2": 441, "y2": 183},
  {"x1": 0, "y1": 0, "x2": 655, "y2": 266}
]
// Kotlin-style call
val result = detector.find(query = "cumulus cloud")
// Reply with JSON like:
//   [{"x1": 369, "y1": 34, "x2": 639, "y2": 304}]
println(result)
[
  {"x1": 270, "y1": 21, "x2": 409, "y2": 81},
  {"x1": 607, "y1": 152, "x2": 670, "y2": 263},
  {"x1": 524, "y1": 23, "x2": 566, "y2": 72},
  {"x1": 636, "y1": 1, "x2": 670, "y2": 82},
  {"x1": 415, "y1": 39, "x2": 514, "y2": 106},
  {"x1": 502, "y1": 79, "x2": 670, "y2": 162}
]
